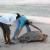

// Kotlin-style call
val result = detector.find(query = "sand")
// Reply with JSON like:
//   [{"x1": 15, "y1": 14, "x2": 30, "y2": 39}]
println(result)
[{"x1": 0, "y1": 23, "x2": 50, "y2": 50}]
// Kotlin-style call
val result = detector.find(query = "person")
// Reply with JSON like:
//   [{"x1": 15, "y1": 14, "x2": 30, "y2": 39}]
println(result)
[
  {"x1": 0, "y1": 14, "x2": 16, "y2": 44},
  {"x1": 12, "y1": 13, "x2": 42, "y2": 40},
  {"x1": 0, "y1": 22, "x2": 11, "y2": 44}
]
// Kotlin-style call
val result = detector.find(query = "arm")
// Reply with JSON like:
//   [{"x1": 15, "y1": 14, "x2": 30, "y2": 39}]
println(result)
[{"x1": 30, "y1": 22, "x2": 42, "y2": 33}]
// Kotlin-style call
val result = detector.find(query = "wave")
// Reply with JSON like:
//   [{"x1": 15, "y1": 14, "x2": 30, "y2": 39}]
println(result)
[
  {"x1": 26, "y1": 16, "x2": 50, "y2": 24},
  {"x1": 0, "y1": 13, "x2": 50, "y2": 24}
]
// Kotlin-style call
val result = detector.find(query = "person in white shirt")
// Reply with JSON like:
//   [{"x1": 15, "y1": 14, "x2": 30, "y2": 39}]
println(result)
[{"x1": 0, "y1": 13, "x2": 16, "y2": 44}]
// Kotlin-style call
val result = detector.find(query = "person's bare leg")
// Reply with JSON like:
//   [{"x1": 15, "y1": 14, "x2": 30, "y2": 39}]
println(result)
[
  {"x1": 6, "y1": 32, "x2": 11, "y2": 44},
  {"x1": 6, "y1": 32, "x2": 15, "y2": 44},
  {"x1": 3, "y1": 33, "x2": 7, "y2": 43}
]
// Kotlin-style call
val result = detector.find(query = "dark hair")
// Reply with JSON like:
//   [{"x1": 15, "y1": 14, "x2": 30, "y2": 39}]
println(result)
[{"x1": 16, "y1": 13, "x2": 21, "y2": 19}]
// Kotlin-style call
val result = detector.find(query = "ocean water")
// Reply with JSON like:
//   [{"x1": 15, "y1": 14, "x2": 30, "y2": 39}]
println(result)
[{"x1": 0, "y1": 4, "x2": 50, "y2": 17}]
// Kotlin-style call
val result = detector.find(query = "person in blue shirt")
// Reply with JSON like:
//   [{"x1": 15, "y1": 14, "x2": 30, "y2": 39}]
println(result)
[{"x1": 12, "y1": 13, "x2": 42, "y2": 40}]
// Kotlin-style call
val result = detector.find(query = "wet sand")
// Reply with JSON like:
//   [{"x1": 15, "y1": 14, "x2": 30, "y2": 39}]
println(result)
[{"x1": 0, "y1": 23, "x2": 50, "y2": 50}]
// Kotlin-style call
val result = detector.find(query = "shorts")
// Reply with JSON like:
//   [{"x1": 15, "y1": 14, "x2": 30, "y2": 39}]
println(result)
[{"x1": 0, "y1": 22, "x2": 10, "y2": 34}]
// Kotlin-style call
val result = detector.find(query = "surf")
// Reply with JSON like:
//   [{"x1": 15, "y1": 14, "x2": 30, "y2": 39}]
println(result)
[
  {"x1": 0, "y1": 13, "x2": 50, "y2": 24},
  {"x1": 26, "y1": 16, "x2": 50, "y2": 24}
]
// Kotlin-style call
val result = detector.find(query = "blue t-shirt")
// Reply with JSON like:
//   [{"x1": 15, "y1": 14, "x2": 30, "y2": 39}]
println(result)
[{"x1": 16, "y1": 16, "x2": 27, "y2": 28}]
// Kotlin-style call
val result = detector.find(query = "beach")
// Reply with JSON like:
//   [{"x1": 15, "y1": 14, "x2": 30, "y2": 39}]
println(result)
[
  {"x1": 0, "y1": 22, "x2": 50, "y2": 50},
  {"x1": 0, "y1": 4, "x2": 50, "y2": 50}
]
